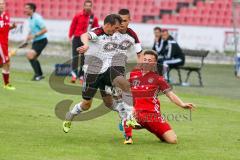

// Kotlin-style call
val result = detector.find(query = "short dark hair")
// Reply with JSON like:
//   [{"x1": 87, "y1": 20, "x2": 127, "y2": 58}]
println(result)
[
  {"x1": 25, "y1": 3, "x2": 36, "y2": 12},
  {"x1": 144, "y1": 50, "x2": 158, "y2": 61},
  {"x1": 84, "y1": 0, "x2": 92, "y2": 5},
  {"x1": 154, "y1": 27, "x2": 162, "y2": 32},
  {"x1": 104, "y1": 14, "x2": 122, "y2": 25},
  {"x1": 162, "y1": 29, "x2": 168, "y2": 33},
  {"x1": 118, "y1": 9, "x2": 130, "y2": 16}
]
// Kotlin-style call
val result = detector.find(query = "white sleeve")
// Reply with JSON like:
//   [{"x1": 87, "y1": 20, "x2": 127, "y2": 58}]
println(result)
[
  {"x1": 88, "y1": 31, "x2": 98, "y2": 41},
  {"x1": 134, "y1": 43, "x2": 142, "y2": 54}
]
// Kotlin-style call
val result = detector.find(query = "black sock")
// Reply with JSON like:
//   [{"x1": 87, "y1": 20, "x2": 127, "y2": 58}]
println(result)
[
  {"x1": 29, "y1": 59, "x2": 38, "y2": 76},
  {"x1": 35, "y1": 60, "x2": 43, "y2": 76}
]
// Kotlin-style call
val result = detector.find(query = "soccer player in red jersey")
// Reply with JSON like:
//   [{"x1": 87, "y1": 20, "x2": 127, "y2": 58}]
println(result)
[
  {"x1": 0, "y1": 0, "x2": 16, "y2": 90},
  {"x1": 122, "y1": 50, "x2": 195, "y2": 144}
]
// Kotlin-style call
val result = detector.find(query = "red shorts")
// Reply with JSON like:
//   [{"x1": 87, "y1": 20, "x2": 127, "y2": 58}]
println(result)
[
  {"x1": 0, "y1": 43, "x2": 9, "y2": 65},
  {"x1": 124, "y1": 111, "x2": 171, "y2": 139},
  {"x1": 136, "y1": 111, "x2": 171, "y2": 139}
]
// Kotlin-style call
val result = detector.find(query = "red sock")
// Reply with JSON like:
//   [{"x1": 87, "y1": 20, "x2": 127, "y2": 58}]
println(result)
[
  {"x1": 2, "y1": 72, "x2": 9, "y2": 85},
  {"x1": 123, "y1": 120, "x2": 133, "y2": 137}
]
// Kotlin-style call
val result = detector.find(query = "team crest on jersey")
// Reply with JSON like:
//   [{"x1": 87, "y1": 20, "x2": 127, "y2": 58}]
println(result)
[
  {"x1": 132, "y1": 79, "x2": 140, "y2": 87},
  {"x1": 148, "y1": 78, "x2": 154, "y2": 83},
  {"x1": 119, "y1": 40, "x2": 133, "y2": 50},
  {"x1": 103, "y1": 42, "x2": 118, "y2": 51}
]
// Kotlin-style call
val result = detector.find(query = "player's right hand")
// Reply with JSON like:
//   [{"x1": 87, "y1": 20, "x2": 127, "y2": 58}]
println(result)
[
  {"x1": 182, "y1": 103, "x2": 196, "y2": 110},
  {"x1": 77, "y1": 45, "x2": 89, "y2": 54}
]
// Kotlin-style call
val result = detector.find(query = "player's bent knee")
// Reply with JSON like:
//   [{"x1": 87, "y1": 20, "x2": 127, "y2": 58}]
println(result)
[
  {"x1": 113, "y1": 76, "x2": 130, "y2": 92},
  {"x1": 162, "y1": 130, "x2": 178, "y2": 144},
  {"x1": 26, "y1": 50, "x2": 37, "y2": 60},
  {"x1": 102, "y1": 96, "x2": 113, "y2": 110},
  {"x1": 26, "y1": 53, "x2": 33, "y2": 60},
  {"x1": 2, "y1": 63, "x2": 10, "y2": 70},
  {"x1": 165, "y1": 137, "x2": 178, "y2": 144},
  {"x1": 81, "y1": 100, "x2": 92, "y2": 111}
]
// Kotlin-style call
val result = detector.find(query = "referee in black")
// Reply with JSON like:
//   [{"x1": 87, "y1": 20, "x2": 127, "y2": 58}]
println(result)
[{"x1": 24, "y1": 3, "x2": 48, "y2": 81}]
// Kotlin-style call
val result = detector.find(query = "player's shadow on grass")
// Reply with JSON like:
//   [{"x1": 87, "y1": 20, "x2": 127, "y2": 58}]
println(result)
[
  {"x1": 49, "y1": 59, "x2": 112, "y2": 121},
  {"x1": 54, "y1": 99, "x2": 112, "y2": 121}
]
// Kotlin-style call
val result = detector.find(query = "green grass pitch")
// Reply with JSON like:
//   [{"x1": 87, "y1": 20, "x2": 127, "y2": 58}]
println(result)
[{"x1": 0, "y1": 56, "x2": 239, "y2": 160}]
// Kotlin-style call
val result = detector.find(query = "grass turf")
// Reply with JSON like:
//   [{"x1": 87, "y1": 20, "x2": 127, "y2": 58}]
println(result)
[{"x1": 0, "y1": 56, "x2": 240, "y2": 160}]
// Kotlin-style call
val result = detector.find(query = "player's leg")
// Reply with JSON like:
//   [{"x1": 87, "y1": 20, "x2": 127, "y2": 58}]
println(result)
[
  {"x1": 78, "y1": 54, "x2": 85, "y2": 84},
  {"x1": 66, "y1": 99, "x2": 93, "y2": 121},
  {"x1": 122, "y1": 119, "x2": 133, "y2": 144},
  {"x1": 71, "y1": 37, "x2": 80, "y2": 83},
  {"x1": 26, "y1": 38, "x2": 48, "y2": 81},
  {"x1": 63, "y1": 99, "x2": 93, "y2": 133},
  {"x1": 26, "y1": 49, "x2": 40, "y2": 79},
  {"x1": 161, "y1": 130, "x2": 177, "y2": 144},
  {"x1": 78, "y1": 37, "x2": 84, "y2": 84},
  {"x1": 2, "y1": 62, "x2": 15, "y2": 90},
  {"x1": 0, "y1": 44, "x2": 15, "y2": 90},
  {"x1": 2, "y1": 62, "x2": 9, "y2": 85},
  {"x1": 140, "y1": 111, "x2": 176, "y2": 144},
  {"x1": 112, "y1": 75, "x2": 140, "y2": 127},
  {"x1": 121, "y1": 111, "x2": 145, "y2": 144},
  {"x1": 101, "y1": 92, "x2": 114, "y2": 109},
  {"x1": 63, "y1": 73, "x2": 99, "y2": 133}
]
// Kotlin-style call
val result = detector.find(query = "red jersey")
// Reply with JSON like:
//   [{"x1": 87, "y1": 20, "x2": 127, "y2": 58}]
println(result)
[
  {"x1": 0, "y1": 12, "x2": 10, "y2": 45},
  {"x1": 129, "y1": 69, "x2": 172, "y2": 113},
  {"x1": 68, "y1": 10, "x2": 99, "y2": 38}
]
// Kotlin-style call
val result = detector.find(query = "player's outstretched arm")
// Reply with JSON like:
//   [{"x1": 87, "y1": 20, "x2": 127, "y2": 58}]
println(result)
[
  {"x1": 77, "y1": 33, "x2": 89, "y2": 54},
  {"x1": 137, "y1": 51, "x2": 144, "y2": 63},
  {"x1": 134, "y1": 51, "x2": 144, "y2": 69},
  {"x1": 165, "y1": 91, "x2": 196, "y2": 110}
]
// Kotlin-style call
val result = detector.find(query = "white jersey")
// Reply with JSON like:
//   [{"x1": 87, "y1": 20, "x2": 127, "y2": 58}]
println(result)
[{"x1": 84, "y1": 27, "x2": 142, "y2": 74}]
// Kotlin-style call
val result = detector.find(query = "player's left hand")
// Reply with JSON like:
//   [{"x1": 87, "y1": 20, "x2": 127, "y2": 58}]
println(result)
[
  {"x1": 182, "y1": 103, "x2": 196, "y2": 110},
  {"x1": 77, "y1": 45, "x2": 89, "y2": 54}
]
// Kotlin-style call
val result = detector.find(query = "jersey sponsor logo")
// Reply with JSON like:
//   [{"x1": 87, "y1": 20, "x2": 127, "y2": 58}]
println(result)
[
  {"x1": 148, "y1": 78, "x2": 154, "y2": 83},
  {"x1": 119, "y1": 40, "x2": 133, "y2": 50},
  {"x1": 132, "y1": 79, "x2": 140, "y2": 87},
  {"x1": 103, "y1": 42, "x2": 118, "y2": 51}
]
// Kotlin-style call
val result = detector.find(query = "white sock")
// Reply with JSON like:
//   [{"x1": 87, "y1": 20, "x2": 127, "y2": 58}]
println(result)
[
  {"x1": 70, "y1": 102, "x2": 83, "y2": 115},
  {"x1": 113, "y1": 100, "x2": 133, "y2": 120},
  {"x1": 122, "y1": 91, "x2": 133, "y2": 106},
  {"x1": 71, "y1": 71, "x2": 77, "y2": 78}
]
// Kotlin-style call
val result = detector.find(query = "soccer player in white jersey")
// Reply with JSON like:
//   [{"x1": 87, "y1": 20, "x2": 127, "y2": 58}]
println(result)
[
  {"x1": 111, "y1": 9, "x2": 146, "y2": 143},
  {"x1": 63, "y1": 14, "x2": 140, "y2": 134}
]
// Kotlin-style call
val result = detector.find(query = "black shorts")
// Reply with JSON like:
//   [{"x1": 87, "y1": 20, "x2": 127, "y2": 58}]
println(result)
[
  {"x1": 32, "y1": 38, "x2": 48, "y2": 56},
  {"x1": 82, "y1": 66, "x2": 125, "y2": 100}
]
